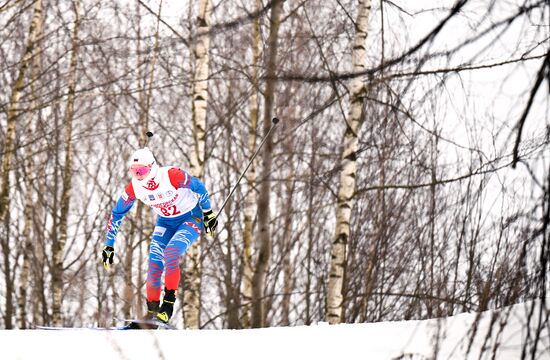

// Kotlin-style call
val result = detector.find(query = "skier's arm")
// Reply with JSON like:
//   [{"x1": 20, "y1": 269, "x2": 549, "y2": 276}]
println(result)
[
  {"x1": 190, "y1": 176, "x2": 212, "y2": 212},
  {"x1": 105, "y1": 183, "x2": 136, "y2": 247}
]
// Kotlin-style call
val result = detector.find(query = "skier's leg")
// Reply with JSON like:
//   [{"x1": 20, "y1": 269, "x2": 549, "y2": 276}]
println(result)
[
  {"x1": 157, "y1": 209, "x2": 202, "y2": 322},
  {"x1": 164, "y1": 219, "x2": 201, "y2": 290},
  {"x1": 121, "y1": 219, "x2": 178, "y2": 329},
  {"x1": 146, "y1": 221, "x2": 176, "y2": 302}
]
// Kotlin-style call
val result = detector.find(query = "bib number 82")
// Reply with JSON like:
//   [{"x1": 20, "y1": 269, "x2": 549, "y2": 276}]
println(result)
[{"x1": 160, "y1": 205, "x2": 181, "y2": 217}]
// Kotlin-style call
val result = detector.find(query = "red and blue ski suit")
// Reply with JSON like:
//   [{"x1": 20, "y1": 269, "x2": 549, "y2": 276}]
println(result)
[{"x1": 105, "y1": 166, "x2": 212, "y2": 301}]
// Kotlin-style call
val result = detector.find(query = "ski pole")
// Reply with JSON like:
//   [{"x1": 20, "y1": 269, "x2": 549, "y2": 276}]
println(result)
[{"x1": 216, "y1": 117, "x2": 280, "y2": 218}]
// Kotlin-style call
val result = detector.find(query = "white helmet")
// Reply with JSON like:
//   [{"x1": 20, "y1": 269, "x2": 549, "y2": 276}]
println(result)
[
  {"x1": 129, "y1": 147, "x2": 155, "y2": 166},
  {"x1": 129, "y1": 147, "x2": 159, "y2": 181}
]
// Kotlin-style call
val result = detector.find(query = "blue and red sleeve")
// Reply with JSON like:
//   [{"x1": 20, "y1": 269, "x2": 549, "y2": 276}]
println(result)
[
  {"x1": 168, "y1": 167, "x2": 212, "y2": 212},
  {"x1": 105, "y1": 183, "x2": 136, "y2": 247}
]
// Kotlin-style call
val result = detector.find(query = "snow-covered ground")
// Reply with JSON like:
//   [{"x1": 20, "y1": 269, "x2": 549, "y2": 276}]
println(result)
[{"x1": 3, "y1": 301, "x2": 549, "y2": 360}]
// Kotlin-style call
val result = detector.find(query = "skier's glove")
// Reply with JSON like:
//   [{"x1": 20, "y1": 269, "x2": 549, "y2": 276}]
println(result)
[
  {"x1": 203, "y1": 210, "x2": 218, "y2": 234},
  {"x1": 102, "y1": 246, "x2": 115, "y2": 270}
]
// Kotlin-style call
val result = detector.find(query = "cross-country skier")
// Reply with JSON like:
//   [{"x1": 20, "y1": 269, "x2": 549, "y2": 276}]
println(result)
[{"x1": 101, "y1": 147, "x2": 217, "y2": 328}]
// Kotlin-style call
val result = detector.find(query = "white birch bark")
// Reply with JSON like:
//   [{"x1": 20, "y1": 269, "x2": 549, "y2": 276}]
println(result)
[
  {"x1": 19, "y1": 1, "x2": 44, "y2": 328},
  {"x1": 185, "y1": 0, "x2": 211, "y2": 329},
  {"x1": 19, "y1": 128, "x2": 37, "y2": 328},
  {"x1": 326, "y1": 0, "x2": 371, "y2": 325},
  {"x1": 0, "y1": 0, "x2": 43, "y2": 329}
]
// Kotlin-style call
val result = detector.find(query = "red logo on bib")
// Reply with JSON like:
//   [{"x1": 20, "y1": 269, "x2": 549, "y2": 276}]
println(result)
[{"x1": 144, "y1": 178, "x2": 160, "y2": 191}]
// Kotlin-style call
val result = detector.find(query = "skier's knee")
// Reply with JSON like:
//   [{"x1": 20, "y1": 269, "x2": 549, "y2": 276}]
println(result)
[{"x1": 163, "y1": 247, "x2": 180, "y2": 269}]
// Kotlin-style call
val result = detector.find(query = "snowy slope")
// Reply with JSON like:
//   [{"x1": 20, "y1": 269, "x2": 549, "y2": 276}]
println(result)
[{"x1": 2, "y1": 301, "x2": 549, "y2": 360}]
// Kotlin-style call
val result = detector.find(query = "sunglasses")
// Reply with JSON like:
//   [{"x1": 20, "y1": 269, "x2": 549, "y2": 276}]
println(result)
[{"x1": 130, "y1": 165, "x2": 151, "y2": 177}]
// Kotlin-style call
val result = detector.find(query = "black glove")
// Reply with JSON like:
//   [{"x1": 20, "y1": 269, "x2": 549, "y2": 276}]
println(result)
[
  {"x1": 102, "y1": 246, "x2": 114, "y2": 269},
  {"x1": 203, "y1": 210, "x2": 218, "y2": 234}
]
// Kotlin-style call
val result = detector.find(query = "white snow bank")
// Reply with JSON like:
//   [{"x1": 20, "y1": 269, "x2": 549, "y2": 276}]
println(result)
[{"x1": 2, "y1": 301, "x2": 549, "y2": 360}]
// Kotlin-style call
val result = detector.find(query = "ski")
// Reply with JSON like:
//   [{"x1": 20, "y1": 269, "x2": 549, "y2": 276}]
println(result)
[
  {"x1": 33, "y1": 324, "x2": 129, "y2": 330},
  {"x1": 34, "y1": 319, "x2": 176, "y2": 330},
  {"x1": 117, "y1": 318, "x2": 177, "y2": 330}
]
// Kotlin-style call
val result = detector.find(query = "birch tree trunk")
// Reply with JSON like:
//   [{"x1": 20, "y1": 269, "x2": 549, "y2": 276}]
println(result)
[
  {"x1": 19, "y1": 1, "x2": 44, "y2": 328},
  {"x1": 0, "y1": 0, "x2": 43, "y2": 329},
  {"x1": 241, "y1": 0, "x2": 262, "y2": 329},
  {"x1": 185, "y1": 0, "x2": 211, "y2": 329},
  {"x1": 326, "y1": 0, "x2": 371, "y2": 325},
  {"x1": 19, "y1": 150, "x2": 36, "y2": 328},
  {"x1": 251, "y1": 0, "x2": 283, "y2": 328},
  {"x1": 52, "y1": 0, "x2": 80, "y2": 326}
]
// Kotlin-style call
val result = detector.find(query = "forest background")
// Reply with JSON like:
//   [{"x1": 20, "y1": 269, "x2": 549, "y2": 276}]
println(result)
[{"x1": 0, "y1": 0, "x2": 548, "y2": 349}]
